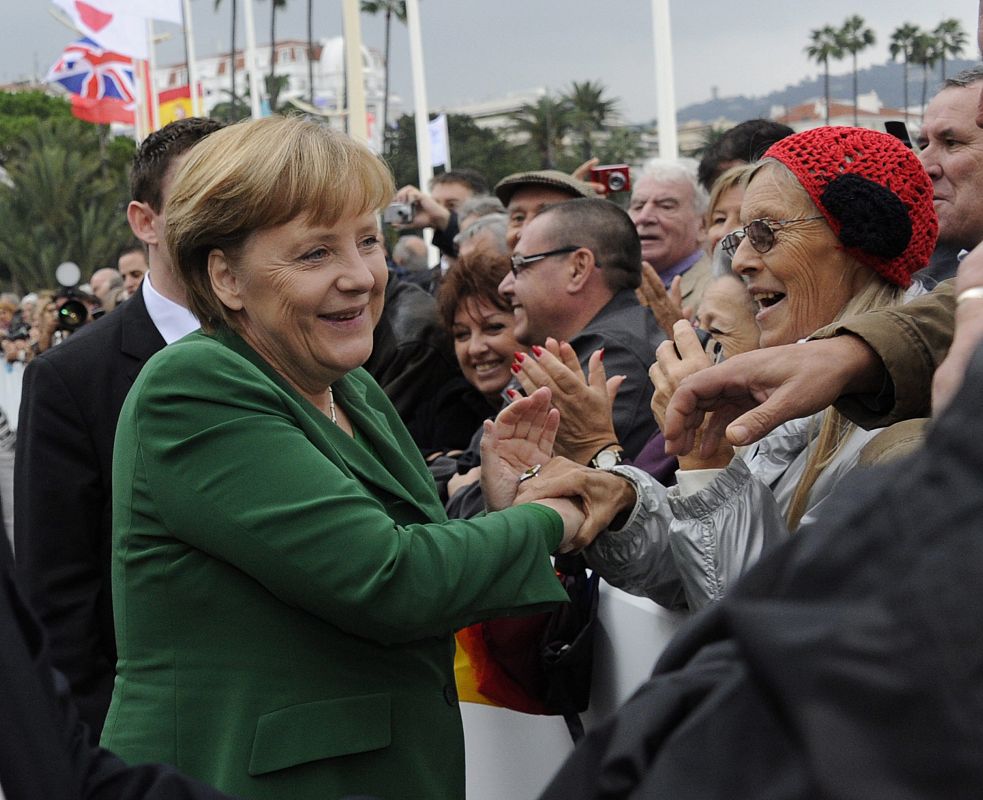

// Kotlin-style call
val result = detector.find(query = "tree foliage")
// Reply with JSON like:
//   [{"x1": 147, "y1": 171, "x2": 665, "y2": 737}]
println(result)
[
  {"x1": 0, "y1": 116, "x2": 132, "y2": 292},
  {"x1": 838, "y1": 15, "x2": 876, "y2": 126},
  {"x1": 806, "y1": 25, "x2": 843, "y2": 124},
  {"x1": 384, "y1": 113, "x2": 537, "y2": 189},
  {"x1": 565, "y1": 80, "x2": 618, "y2": 162},
  {"x1": 889, "y1": 22, "x2": 921, "y2": 123}
]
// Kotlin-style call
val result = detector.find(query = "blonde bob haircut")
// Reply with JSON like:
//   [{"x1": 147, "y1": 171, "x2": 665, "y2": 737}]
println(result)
[{"x1": 165, "y1": 115, "x2": 395, "y2": 332}]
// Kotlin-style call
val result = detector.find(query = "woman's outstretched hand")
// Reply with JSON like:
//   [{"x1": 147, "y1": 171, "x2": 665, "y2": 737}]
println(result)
[
  {"x1": 517, "y1": 457, "x2": 636, "y2": 553},
  {"x1": 480, "y1": 386, "x2": 559, "y2": 511}
]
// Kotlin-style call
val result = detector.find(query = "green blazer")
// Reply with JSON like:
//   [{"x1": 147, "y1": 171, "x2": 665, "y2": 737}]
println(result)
[{"x1": 101, "y1": 329, "x2": 567, "y2": 800}]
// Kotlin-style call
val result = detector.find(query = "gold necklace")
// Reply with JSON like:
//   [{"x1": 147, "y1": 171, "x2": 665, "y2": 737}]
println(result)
[{"x1": 328, "y1": 386, "x2": 337, "y2": 424}]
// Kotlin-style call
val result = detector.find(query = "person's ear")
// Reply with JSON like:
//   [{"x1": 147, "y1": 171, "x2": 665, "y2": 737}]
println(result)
[
  {"x1": 126, "y1": 201, "x2": 159, "y2": 246},
  {"x1": 566, "y1": 247, "x2": 596, "y2": 293},
  {"x1": 208, "y1": 249, "x2": 243, "y2": 311}
]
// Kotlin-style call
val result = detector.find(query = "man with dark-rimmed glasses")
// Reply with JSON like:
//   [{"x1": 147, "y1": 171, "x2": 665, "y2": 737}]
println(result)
[{"x1": 497, "y1": 198, "x2": 665, "y2": 461}]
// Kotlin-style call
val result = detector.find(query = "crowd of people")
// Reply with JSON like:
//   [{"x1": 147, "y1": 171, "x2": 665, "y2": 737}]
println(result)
[{"x1": 4, "y1": 4, "x2": 983, "y2": 796}]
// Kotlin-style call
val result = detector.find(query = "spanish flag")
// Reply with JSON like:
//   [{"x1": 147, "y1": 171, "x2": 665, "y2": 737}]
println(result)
[{"x1": 157, "y1": 84, "x2": 197, "y2": 127}]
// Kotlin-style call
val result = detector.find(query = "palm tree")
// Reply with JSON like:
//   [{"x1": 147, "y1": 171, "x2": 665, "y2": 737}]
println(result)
[
  {"x1": 361, "y1": 1, "x2": 407, "y2": 154},
  {"x1": 912, "y1": 32, "x2": 942, "y2": 122},
  {"x1": 509, "y1": 94, "x2": 572, "y2": 169},
  {"x1": 934, "y1": 18, "x2": 968, "y2": 82},
  {"x1": 214, "y1": 0, "x2": 238, "y2": 113},
  {"x1": 805, "y1": 26, "x2": 843, "y2": 125},
  {"x1": 838, "y1": 15, "x2": 876, "y2": 126},
  {"x1": 889, "y1": 23, "x2": 922, "y2": 124},
  {"x1": 564, "y1": 80, "x2": 618, "y2": 162},
  {"x1": 267, "y1": 0, "x2": 287, "y2": 110}
]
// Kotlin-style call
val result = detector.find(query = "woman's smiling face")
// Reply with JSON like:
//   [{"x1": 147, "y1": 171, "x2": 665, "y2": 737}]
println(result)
[
  {"x1": 211, "y1": 212, "x2": 388, "y2": 397},
  {"x1": 731, "y1": 166, "x2": 868, "y2": 348},
  {"x1": 451, "y1": 296, "x2": 522, "y2": 401}
]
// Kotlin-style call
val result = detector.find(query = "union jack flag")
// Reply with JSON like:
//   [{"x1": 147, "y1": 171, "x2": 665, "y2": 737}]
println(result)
[{"x1": 45, "y1": 37, "x2": 135, "y2": 105}]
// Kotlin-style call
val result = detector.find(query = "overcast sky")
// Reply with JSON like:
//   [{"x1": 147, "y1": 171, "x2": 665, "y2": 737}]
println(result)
[{"x1": 3, "y1": 1, "x2": 979, "y2": 123}]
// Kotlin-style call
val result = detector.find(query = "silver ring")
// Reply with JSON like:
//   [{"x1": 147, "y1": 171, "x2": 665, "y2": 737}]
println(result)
[{"x1": 517, "y1": 464, "x2": 542, "y2": 484}]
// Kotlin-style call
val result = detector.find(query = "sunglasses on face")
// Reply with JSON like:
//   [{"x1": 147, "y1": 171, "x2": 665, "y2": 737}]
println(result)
[{"x1": 720, "y1": 216, "x2": 825, "y2": 258}]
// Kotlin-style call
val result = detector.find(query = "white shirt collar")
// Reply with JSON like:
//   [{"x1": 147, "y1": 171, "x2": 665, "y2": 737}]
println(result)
[{"x1": 141, "y1": 272, "x2": 199, "y2": 345}]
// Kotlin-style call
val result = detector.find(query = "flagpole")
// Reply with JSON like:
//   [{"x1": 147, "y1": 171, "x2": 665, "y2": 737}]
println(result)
[
  {"x1": 405, "y1": 0, "x2": 432, "y2": 191},
  {"x1": 146, "y1": 19, "x2": 161, "y2": 131},
  {"x1": 341, "y1": 0, "x2": 367, "y2": 143},
  {"x1": 181, "y1": 0, "x2": 202, "y2": 116},
  {"x1": 242, "y1": 0, "x2": 263, "y2": 118},
  {"x1": 650, "y1": 0, "x2": 678, "y2": 158}
]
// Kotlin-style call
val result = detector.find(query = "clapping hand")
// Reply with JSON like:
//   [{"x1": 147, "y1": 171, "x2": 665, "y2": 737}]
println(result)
[
  {"x1": 651, "y1": 320, "x2": 733, "y2": 470},
  {"x1": 513, "y1": 338, "x2": 623, "y2": 463},
  {"x1": 480, "y1": 387, "x2": 559, "y2": 511}
]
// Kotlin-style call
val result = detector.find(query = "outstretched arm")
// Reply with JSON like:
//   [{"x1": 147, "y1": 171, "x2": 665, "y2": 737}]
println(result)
[{"x1": 663, "y1": 335, "x2": 884, "y2": 457}]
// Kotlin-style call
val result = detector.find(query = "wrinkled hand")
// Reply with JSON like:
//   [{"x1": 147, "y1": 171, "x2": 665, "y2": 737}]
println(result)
[
  {"x1": 447, "y1": 466, "x2": 480, "y2": 498},
  {"x1": 513, "y1": 338, "x2": 624, "y2": 463},
  {"x1": 517, "y1": 457, "x2": 637, "y2": 553},
  {"x1": 933, "y1": 246, "x2": 983, "y2": 414},
  {"x1": 636, "y1": 262, "x2": 690, "y2": 336},
  {"x1": 392, "y1": 185, "x2": 452, "y2": 231},
  {"x1": 651, "y1": 320, "x2": 733, "y2": 469},
  {"x1": 480, "y1": 387, "x2": 559, "y2": 511},
  {"x1": 571, "y1": 157, "x2": 606, "y2": 195},
  {"x1": 663, "y1": 335, "x2": 883, "y2": 457}
]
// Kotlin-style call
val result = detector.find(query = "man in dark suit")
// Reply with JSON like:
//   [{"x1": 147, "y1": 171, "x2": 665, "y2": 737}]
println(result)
[
  {"x1": 0, "y1": 554, "x2": 239, "y2": 800},
  {"x1": 13, "y1": 118, "x2": 222, "y2": 740}
]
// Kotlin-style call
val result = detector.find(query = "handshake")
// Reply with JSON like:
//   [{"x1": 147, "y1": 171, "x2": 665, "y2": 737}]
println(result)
[{"x1": 479, "y1": 386, "x2": 637, "y2": 554}]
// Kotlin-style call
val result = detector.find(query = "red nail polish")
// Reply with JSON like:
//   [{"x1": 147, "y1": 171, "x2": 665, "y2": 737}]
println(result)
[
  {"x1": 531, "y1": 346, "x2": 542, "y2": 357},
  {"x1": 506, "y1": 388, "x2": 518, "y2": 399},
  {"x1": 599, "y1": 348, "x2": 605, "y2": 362},
  {"x1": 511, "y1": 363, "x2": 521, "y2": 373},
  {"x1": 514, "y1": 352, "x2": 525, "y2": 363}
]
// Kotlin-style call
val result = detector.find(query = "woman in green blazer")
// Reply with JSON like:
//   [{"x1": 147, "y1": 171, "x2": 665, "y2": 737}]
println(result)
[{"x1": 99, "y1": 117, "x2": 613, "y2": 800}]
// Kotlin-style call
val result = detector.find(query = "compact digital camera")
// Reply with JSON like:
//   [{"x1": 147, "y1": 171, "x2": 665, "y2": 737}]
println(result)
[
  {"x1": 589, "y1": 163, "x2": 631, "y2": 194},
  {"x1": 382, "y1": 202, "x2": 416, "y2": 225}
]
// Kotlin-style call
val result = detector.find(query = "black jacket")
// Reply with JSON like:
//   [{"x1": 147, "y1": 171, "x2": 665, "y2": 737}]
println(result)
[{"x1": 14, "y1": 289, "x2": 166, "y2": 740}]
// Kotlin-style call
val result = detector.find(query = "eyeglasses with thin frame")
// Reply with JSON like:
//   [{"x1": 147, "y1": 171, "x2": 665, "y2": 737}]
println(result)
[
  {"x1": 720, "y1": 216, "x2": 825, "y2": 259},
  {"x1": 509, "y1": 246, "x2": 586, "y2": 277}
]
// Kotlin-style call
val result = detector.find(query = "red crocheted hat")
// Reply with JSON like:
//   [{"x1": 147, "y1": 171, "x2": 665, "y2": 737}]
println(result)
[{"x1": 763, "y1": 126, "x2": 937, "y2": 287}]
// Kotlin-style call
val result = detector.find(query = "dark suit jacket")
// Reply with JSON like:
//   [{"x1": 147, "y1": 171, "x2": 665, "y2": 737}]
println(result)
[
  {"x1": 14, "y1": 289, "x2": 166, "y2": 739},
  {"x1": 0, "y1": 557, "x2": 238, "y2": 800},
  {"x1": 102, "y1": 329, "x2": 567, "y2": 800}
]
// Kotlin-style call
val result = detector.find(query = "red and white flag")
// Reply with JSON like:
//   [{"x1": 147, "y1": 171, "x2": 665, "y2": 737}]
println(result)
[{"x1": 50, "y1": 0, "x2": 181, "y2": 59}]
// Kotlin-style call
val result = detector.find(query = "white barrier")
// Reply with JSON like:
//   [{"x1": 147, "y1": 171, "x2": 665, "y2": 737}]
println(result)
[{"x1": 462, "y1": 582, "x2": 687, "y2": 799}]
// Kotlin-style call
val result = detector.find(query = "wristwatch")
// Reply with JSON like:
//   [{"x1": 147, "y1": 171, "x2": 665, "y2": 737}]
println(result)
[{"x1": 590, "y1": 446, "x2": 623, "y2": 470}]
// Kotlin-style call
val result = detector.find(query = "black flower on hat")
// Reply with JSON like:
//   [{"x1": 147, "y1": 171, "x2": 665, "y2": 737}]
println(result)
[{"x1": 819, "y1": 173, "x2": 912, "y2": 260}]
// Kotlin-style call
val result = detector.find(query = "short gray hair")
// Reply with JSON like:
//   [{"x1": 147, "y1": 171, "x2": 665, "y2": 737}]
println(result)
[
  {"x1": 457, "y1": 194, "x2": 506, "y2": 224},
  {"x1": 944, "y1": 64, "x2": 983, "y2": 89},
  {"x1": 454, "y1": 213, "x2": 508, "y2": 255},
  {"x1": 636, "y1": 156, "x2": 709, "y2": 216},
  {"x1": 392, "y1": 236, "x2": 429, "y2": 271}
]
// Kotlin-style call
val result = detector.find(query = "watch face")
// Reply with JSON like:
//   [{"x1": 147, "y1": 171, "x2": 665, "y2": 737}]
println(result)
[{"x1": 594, "y1": 449, "x2": 621, "y2": 469}]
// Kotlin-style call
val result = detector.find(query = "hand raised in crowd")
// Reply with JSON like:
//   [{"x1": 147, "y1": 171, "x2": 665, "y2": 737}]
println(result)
[
  {"x1": 516, "y1": 457, "x2": 636, "y2": 553},
  {"x1": 651, "y1": 320, "x2": 733, "y2": 470},
  {"x1": 570, "y1": 157, "x2": 607, "y2": 195},
  {"x1": 636, "y1": 262, "x2": 688, "y2": 336},
  {"x1": 512, "y1": 338, "x2": 624, "y2": 464},
  {"x1": 392, "y1": 185, "x2": 452, "y2": 231},
  {"x1": 662, "y1": 335, "x2": 884, "y2": 458},
  {"x1": 480, "y1": 386, "x2": 559, "y2": 511},
  {"x1": 933, "y1": 243, "x2": 983, "y2": 414}
]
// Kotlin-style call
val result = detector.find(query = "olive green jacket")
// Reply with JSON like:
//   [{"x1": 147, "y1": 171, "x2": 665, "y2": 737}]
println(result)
[{"x1": 101, "y1": 329, "x2": 566, "y2": 800}]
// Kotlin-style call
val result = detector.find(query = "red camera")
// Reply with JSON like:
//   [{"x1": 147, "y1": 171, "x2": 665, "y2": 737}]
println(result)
[{"x1": 589, "y1": 163, "x2": 631, "y2": 194}]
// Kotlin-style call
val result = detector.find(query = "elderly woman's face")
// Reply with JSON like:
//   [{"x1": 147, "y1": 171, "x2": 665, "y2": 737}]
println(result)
[
  {"x1": 451, "y1": 296, "x2": 522, "y2": 400},
  {"x1": 694, "y1": 276, "x2": 760, "y2": 360},
  {"x1": 731, "y1": 171, "x2": 865, "y2": 348},
  {"x1": 218, "y1": 211, "x2": 387, "y2": 392}
]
